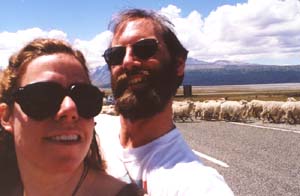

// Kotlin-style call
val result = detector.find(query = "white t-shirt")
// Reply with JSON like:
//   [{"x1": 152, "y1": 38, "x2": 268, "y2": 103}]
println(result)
[{"x1": 95, "y1": 114, "x2": 234, "y2": 196}]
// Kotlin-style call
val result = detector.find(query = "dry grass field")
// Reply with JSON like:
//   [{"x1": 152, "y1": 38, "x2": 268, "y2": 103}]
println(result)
[
  {"x1": 175, "y1": 83, "x2": 300, "y2": 102},
  {"x1": 101, "y1": 83, "x2": 300, "y2": 102}
]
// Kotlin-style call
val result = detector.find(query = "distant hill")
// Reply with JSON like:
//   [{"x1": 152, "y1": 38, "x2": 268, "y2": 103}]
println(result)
[
  {"x1": 89, "y1": 58, "x2": 300, "y2": 88},
  {"x1": 89, "y1": 64, "x2": 111, "y2": 88},
  {"x1": 183, "y1": 58, "x2": 300, "y2": 85}
]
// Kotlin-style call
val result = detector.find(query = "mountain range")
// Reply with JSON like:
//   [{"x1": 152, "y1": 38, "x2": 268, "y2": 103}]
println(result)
[{"x1": 89, "y1": 58, "x2": 300, "y2": 88}]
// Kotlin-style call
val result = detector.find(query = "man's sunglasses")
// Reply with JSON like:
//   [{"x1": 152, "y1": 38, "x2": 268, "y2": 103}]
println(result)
[
  {"x1": 12, "y1": 82, "x2": 104, "y2": 120},
  {"x1": 103, "y1": 38, "x2": 159, "y2": 67}
]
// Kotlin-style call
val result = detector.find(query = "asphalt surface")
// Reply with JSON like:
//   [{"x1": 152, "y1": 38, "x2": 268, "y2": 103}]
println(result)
[{"x1": 175, "y1": 119, "x2": 300, "y2": 196}]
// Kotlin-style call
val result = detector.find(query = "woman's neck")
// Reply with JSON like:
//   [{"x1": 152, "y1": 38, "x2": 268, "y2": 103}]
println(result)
[{"x1": 19, "y1": 162, "x2": 86, "y2": 196}]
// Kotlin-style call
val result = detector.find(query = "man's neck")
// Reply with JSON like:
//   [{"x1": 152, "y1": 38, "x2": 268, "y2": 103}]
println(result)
[{"x1": 119, "y1": 101, "x2": 175, "y2": 148}]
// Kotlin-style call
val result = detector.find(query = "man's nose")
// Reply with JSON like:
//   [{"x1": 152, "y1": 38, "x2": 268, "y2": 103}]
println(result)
[{"x1": 122, "y1": 47, "x2": 142, "y2": 70}]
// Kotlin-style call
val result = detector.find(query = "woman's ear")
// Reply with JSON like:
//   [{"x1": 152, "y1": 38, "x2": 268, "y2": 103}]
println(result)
[
  {"x1": 0, "y1": 103, "x2": 13, "y2": 133},
  {"x1": 176, "y1": 56, "x2": 186, "y2": 77}
]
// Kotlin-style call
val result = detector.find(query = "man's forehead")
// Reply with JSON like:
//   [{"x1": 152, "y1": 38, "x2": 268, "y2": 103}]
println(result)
[
  {"x1": 118, "y1": 18, "x2": 154, "y2": 31},
  {"x1": 113, "y1": 19, "x2": 157, "y2": 43}
]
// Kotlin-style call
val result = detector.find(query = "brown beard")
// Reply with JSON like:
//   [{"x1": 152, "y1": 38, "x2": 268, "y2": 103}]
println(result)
[{"x1": 111, "y1": 60, "x2": 179, "y2": 121}]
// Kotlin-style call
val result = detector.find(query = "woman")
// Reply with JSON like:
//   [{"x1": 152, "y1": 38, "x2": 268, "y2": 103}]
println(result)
[{"x1": 0, "y1": 38, "x2": 142, "y2": 195}]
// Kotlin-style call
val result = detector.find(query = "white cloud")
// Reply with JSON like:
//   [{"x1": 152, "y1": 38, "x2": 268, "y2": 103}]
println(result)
[
  {"x1": 73, "y1": 31, "x2": 112, "y2": 68},
  {"x1": 0, "y1": 27, "x2": 111, "y2": 69},
  {"x1": 160, "y1": 4, "x2": 182, "y2": 19},
  {"x1": 159, "y1": 0, "x2": 300, "y2": 65},
  {"x1": 160, "y1": 5, "x2": 206, "y2": 52},
  {"x1": 0, "y1": 28, "x2": 67, "y2": 67}
]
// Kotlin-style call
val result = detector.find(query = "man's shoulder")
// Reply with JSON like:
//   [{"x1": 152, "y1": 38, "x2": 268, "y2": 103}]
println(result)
[
  {"x1": 151, "y1": 160, "x2": 219, "y2": 177},
  {"x1": 145, "y1": 128, "x2": 200, "y2": 165},
  {"x1": 146, "y1": 158, "x2": 223, "y2": 183},
  {"x1": 147, "y1": 161, "x2": 234, "y2": 195}
]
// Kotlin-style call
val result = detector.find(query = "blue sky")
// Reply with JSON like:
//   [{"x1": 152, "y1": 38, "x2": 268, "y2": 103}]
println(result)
[
  {"x1": 1, "y1": 0, "x2": 247, "y2": 40},
  {"x1": 1, "y1": 0, "x2": 300, "y2": 67}
]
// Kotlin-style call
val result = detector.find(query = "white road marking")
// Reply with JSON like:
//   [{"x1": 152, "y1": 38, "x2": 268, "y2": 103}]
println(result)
[
  {"x1": 192, "y1": 149, "x2": 229, "y2": 168},
  {"x1": 229, "y1": 122, "x2": 300, "y2": 134}
]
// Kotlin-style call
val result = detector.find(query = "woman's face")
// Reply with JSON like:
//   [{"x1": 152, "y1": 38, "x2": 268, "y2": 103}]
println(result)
[{"x1": 10, "y1": 53, "x2": 94, "y2": 173}]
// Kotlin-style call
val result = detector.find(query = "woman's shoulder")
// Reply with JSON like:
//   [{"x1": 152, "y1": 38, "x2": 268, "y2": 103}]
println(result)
[
  {"x1": 116, "y1": 183, "x2": 144, "y2": 196},
  {"x1": 83, "y1": 169, "x2": 143, "y2": 195},
  {"x1": 86, "y1": 170, "x2": 124, "y2": 192}
]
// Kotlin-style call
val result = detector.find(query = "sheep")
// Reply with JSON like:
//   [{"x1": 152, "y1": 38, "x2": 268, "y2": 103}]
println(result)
[
  {"x1": 201, "y1": 101, "x2": 216, "y2": 120},
  {"x1": 219, "y1": 100, "x2": 248, "y2": 122},
  {"x1": 198, "y1": 99, "x2": 224, "y2": 121},
  {"x1": 246, "y1": 100, "x2": 265, "y2": 120},
  {"x1": 281, "y1": 101, "x2": 300, "y2": 124},
  {"x1": 194, "y1": 101, "x2": 204, "y2": 120},
  {"x1": 290, "y1": 101, "x2": 300, "y2": 124},
  {"x1": 172, "y1": 98, "x2": 300, "y2": 124},
  {"x1": 172, "y1": 101, "x2": 195, "y2": 122},
  {"x1": 287, "y1": 97, "x2": 297, "y2": 102},
  {"x1": 260, "y1": 101, "x2": 285, "y2": 123}
]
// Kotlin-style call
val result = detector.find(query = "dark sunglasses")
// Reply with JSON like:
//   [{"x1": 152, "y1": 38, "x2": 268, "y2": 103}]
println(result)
[
  {"x1": 12, "y1": 82, "x2": 104, "y2": 120},
  {"x1": 103, "y1": 38, "x2": 159, "y2": 67}
]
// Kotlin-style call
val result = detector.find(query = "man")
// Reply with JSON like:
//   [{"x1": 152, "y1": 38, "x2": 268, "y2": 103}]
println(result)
[{"x1": 96, "y1": 8, "x2": 234, "y2": 195}]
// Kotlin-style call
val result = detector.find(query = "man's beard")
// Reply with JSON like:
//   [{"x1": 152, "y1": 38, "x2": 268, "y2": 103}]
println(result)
[{"x1": 111, "y1": 60, "x2": 179, "y2": 121}]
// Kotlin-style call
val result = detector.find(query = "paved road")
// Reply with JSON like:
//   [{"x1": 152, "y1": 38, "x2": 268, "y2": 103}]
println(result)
[{"x1": 175, "y1": 120, "x2": 300, "y2": 196}]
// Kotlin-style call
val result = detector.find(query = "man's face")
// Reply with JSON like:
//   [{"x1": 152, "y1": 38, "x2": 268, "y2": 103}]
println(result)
[{"x1": 109, "y1": 19, "x2": 179, "y2": 120}]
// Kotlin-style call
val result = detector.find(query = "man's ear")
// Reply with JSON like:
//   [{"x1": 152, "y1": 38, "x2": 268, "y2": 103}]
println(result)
[
  {"x1": 176, "y1": 56, "x2": 186, "y2": 77},
  {"x1": 0, "y1": 103, "x2": 13, "y2": 133}
]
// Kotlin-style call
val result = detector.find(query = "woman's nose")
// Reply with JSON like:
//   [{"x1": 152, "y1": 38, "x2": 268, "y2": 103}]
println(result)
[{"x1": 54, "y1": 96, "x2": 79, "y2": 121}]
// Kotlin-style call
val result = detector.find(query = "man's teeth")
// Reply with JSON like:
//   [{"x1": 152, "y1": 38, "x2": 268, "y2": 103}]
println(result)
[
  {"x1": 129, "y1": 77, "x2": 143, "y2": 85},
  {"x1": 50, "y1": 135, "x2": 79, "y2": 142},
  {"x1": 117, "y1": 74, "x2": 127, "y2": 81}
]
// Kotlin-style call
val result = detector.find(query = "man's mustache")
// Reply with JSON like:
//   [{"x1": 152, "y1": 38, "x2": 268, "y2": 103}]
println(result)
[{"x1": 116, "y1": 69, "x2": 150, "y2": 83}]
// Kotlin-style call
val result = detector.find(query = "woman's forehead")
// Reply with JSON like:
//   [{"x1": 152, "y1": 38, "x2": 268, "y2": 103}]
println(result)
[{"x1": 20, "y1": 54, "x2": 89, "y2": 86}]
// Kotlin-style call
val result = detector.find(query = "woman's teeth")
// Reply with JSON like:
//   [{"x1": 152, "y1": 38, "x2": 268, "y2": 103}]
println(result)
[{"x1": 50, "y1": 135, "x2": 80, "y2": 142}]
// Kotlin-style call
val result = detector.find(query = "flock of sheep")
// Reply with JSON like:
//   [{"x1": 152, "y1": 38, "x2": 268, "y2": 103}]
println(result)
[
  {"x1": 100, "y1": 97, "x2": 300, "y2": 124},
  {"x1": 172, "y1": 97, "x2": 300, "y2": 124}
]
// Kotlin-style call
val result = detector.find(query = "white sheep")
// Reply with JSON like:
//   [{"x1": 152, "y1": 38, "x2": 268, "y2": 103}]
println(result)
[
  {"x1": 260, "y1": 101, "x2": 284, "y2": 123},
  {"x1": 199, "y1": 100, "x2": 224, "y2": 121},
  {"x1": 286, "y1": 97, "x2": 297, "y2": 102},
  {"x1": 194, "y1": 101, "x2": 204, "y2": 119},
  {"x1": 172, "y1": 101, "x2": 195, "y2": 122},
  {"x1": 219, "y1": 100, "x2": 248, "y2": 122},
  {"x1": 246, "y1": 100, "x2": 265, "y2": 120},
  {"x1": 281, "y1": 101, "x2": 300, "y2": 124}
]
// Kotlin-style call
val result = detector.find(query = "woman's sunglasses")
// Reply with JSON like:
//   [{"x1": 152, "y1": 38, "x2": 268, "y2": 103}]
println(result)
[
  {"x1": 103, "y1": 38, "x2": 159, "y2": 67},
  {"x1": 12, "y1": 82, "x2": 104, "y2": 120}
]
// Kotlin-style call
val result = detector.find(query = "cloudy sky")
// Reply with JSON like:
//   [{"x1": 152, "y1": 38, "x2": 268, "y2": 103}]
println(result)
[{"x1": 1, "y1": 0, "x2": 299, "y2": 68}]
